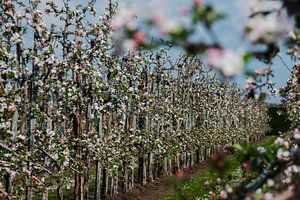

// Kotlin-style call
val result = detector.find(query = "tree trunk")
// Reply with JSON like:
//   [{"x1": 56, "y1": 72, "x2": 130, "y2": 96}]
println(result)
[
  {"x1": 123, "y1": 162, "x2": 128, "y2": 193},
  {"x1": 74, "y1": 111, "x2": 83, "y2": 200},
  {"x1": 95, "y1": 111, "x2": 103, "y2": 199}
]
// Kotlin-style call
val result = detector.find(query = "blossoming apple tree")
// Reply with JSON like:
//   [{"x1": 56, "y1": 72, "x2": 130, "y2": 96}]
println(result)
[{"x1": 0, "y1": 0, "x2": 289, "y2": 200}]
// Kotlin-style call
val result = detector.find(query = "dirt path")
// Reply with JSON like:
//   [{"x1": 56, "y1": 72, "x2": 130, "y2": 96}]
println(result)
[{"x1": 111, "y1": 161, "x2": 209, "y2": 200}]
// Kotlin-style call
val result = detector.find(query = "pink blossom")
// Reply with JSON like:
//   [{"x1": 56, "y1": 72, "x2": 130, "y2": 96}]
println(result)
[
  {"x1": 274, "y1": 138, "x2": 285, "y2": 145},
  {"x1": 180, "y1": 7, "x2": 190, "y2": 15},
  {"x1": 293, "y1": 129, "x2": 300, "y2": 140},
  {"x1": 242, "y1": 162, "x2": 250, "y2": 171},
  {"x1": 176, "y1": 169, "x2": 183, "y2": 177},
  {"x1": 245, "y1": 83, "x2": 253, "y2": 89},
  {"x1": 8, "y1": 104, "x2": 16, "y2": 113},
  {"x1": 122, "y1": 39, "x2": 137, "y2": 52},
  {"x1": 277, "y1": 148, "x2": 290, "y2": 160},
  {"x1": 44, "y1": 8, "x2": 51, "y2": 15},
  {"x1": 265, "y1": 68, "x2": 271, "y2": 76},
  {"x1": 205, "y1": 48, "x2": 223, "y2": 68},
  {"x1": 110, "y1": 7, "x2": 138, "y2": 32},
  {"x1": 244, "y1": 4, "x2": 292, "y2": 43},
  {"x1": 220, "y1": 191, "x2": 228, "y2": 199},
  {"x1": 149, "y1": 12, "x2": 165, "y2": 26},
  {"x1": 149, "y1": 11, "x2": 178, "y2": 35},
  {"x1": 205, "y1": 48, "x2": 223, "y2": 58},
  {"x1": 134, "y1": 32, "x2": 146, "y2": 44},
  {"x1": 161, "y1": 20, "x2": 178, "y2": 35},
  {"x1": 194, "y1": 0, "x2": 203, "y2": 7},
  {"x1": 32, "y1": 175, "x2": 40, "y2": 182},
  {"x1": 205, "y1": 48, "x2": 244, "y2": 76},
  {"x1": 255, "y1": 69, "x2": 262, "y2": 76},
  {"x1": 204, "y1": 180, "x2": 210, "y2": 187},
  {"x1": 267, "y1": 179, "x2": 275, "y2": 187},
  {"x1": 266, "y1": 80, "x2": 273, "y2": 85},
  {"x1": 110, "y1": 20, "x2": 121, "y2": 31},
  {"x1": 246, "y1": 76, "x2": 256, "y2": 84},
  {"x1": 4, "y1": 0, "x2": 12, "y2": 6}
]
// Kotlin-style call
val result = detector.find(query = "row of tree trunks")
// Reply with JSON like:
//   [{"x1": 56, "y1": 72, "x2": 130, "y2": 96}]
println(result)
[{"x1": 90, "y1": 146, "x2": 216, "y2": 199}]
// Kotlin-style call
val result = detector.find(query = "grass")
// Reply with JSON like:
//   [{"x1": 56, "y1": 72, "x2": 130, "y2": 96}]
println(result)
[
  {"x1": 161, "y1": 136, "x2": 276, "y2": 200},
  {"x1": 162, "y1": 157, "x2": 241, "y2": 200}
]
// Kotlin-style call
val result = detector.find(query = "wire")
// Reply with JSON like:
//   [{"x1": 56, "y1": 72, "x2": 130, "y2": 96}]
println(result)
[{"x1": 277, "y1": 54, "x2": 292, "y2": 73}]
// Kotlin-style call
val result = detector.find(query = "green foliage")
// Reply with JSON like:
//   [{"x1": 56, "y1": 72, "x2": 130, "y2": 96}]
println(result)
[
  {"x1": 192, "y1": 5, "x2": 225, "y2": 28},
  {"x1": 267, "y1": 105, "x2": 291, "y2": 135}
]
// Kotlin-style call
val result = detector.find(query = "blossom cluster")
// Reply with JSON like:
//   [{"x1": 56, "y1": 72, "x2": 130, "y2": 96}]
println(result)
[
  {"x1": 281, "y1": 63, "x2": 300, "y2": 127},
  {"x1": 212, "y1": 129, "x2": 300, "y2": 200}
]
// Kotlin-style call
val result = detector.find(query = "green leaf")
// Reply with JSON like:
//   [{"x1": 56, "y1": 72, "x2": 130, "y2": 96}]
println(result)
[{"x1": 243, "y1": 52, "x2": 253, "y2": 64}]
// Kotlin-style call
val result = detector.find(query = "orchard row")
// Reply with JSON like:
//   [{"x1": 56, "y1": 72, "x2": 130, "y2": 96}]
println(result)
[{"x1": 0, "y1": 1, "x2": 268, "y2": 199}]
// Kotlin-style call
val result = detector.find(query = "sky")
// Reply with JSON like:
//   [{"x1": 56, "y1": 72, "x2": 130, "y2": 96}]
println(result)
[{"x1": 39, "y1": 0, "x2": 294, "y2": 103}]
